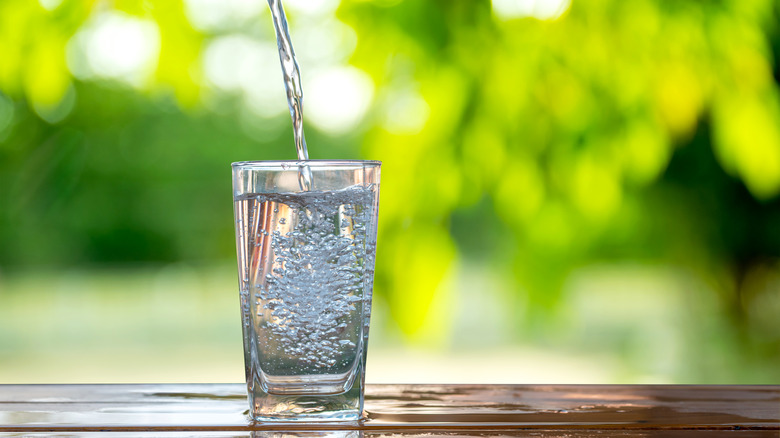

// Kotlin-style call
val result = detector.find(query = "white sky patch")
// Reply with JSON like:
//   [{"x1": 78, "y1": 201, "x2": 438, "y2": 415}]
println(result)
[
  {"x1": 305, "y1": 66, "x2": 374, "y2": 135},
  {"x1": 203, "y1": 35, "x2": 287, "y2": 118},
  {"x1": 184, "y1": 0, "x2": 265, "y2": 32},
  {"x1": 381, "y1": 90, "x2": 430, "y2": 135},
  {"x1": 492, "y1": 0, "x2": 571, "y2": 21},
  {"x1": 66, "y1": 12, "x2": 160, "y2": 87}
]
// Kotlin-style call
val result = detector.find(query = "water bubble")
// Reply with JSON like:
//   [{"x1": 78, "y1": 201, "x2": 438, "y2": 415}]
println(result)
[{"x1": 242, "y1": 185, "x2": 375, "y2": 369}]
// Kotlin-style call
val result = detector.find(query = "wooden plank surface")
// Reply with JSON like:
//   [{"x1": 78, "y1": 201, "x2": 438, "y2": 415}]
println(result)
[
  {"x1": 0, "y1": 384, "x2": 777, "y2": 436},
  {"x1": 0, "y1": 432, "x2": 778, "y2": 438}
]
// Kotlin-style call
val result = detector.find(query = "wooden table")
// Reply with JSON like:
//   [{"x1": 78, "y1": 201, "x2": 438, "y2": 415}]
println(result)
[{"x1": 0, "y1": 384, "x2": 778, "y2": 436}]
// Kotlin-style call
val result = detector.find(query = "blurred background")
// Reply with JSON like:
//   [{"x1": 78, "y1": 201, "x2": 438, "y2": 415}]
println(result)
[{"x1": 1, "y1": 0, "x2": 779, "y2": 384}]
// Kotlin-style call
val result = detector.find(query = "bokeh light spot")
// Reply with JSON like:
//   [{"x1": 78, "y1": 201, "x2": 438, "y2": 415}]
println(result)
[
  {"x1": 381, "y1": 90, "x2": 430, "y2": 135},
  {"x1": 305, "y1": 66, "x2": 374, "y2": 135},
  {"x1": 38, "y1": 0, "x2": 62, "y2": 11},
  {"x1": 571, "y1": 153, "x2": 622, "y2": 222},
  {"x1": 32, "y1": 83, "x2": 76, "y2": 124},
  {"x1": 492, "y1": 0, "x2": 571, "y2": 21},
  {"x1": 183, "y1": 0, "x2": 265, "y2": 32},
  {"x1": 285, "y1": 0, "x2": 339, "y2": 16},
  {"x1": 203, "y1": 35, "x2": 286, "y2": 118},
  {"x1": 67, "y1": 11, "x2": 160, "y2": 87}
]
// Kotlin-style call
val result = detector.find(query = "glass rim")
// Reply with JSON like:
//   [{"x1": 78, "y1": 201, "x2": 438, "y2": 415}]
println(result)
[{"x1": 232, "y1": 159, "x2": 381, "y2": 168}]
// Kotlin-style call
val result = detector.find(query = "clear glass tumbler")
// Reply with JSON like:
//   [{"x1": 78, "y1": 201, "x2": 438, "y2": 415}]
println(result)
[{"x1": 232, "y1": 160, "x2": 381, "y2": 421}]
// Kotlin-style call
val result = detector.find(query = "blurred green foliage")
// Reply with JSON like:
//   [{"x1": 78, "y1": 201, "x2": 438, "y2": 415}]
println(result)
[{"x1": 1, "y1": 0, "x2": 779, "y2": 382}]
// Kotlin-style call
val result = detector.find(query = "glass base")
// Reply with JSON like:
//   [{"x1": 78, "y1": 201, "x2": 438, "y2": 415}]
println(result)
[
  {"x1": 260, "y1": 370, "x2": 358, "y2": 395},
  {"x1": 248, "y1": 382, "x2": 363, "y2": 422}
]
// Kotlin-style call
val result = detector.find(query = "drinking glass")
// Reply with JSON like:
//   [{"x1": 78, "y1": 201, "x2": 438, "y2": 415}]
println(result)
[{"x1": 232, "y1": 160, "x2": 381, "y2": 421}]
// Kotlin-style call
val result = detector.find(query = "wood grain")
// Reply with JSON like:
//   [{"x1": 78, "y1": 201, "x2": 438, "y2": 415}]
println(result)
[{"x1": 0, "y1": 384, "x2": 777, "y2": 436}]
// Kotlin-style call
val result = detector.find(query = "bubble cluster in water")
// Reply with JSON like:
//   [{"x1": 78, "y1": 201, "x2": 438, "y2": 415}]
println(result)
[{"x1": 244, "y1": 185, "x2": 375, "y2": 370}]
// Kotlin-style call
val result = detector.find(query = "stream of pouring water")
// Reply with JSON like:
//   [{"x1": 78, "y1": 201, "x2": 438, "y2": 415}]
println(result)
[{"x1": 267, "y1": 0, "x2": 313, "y2": 191}]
